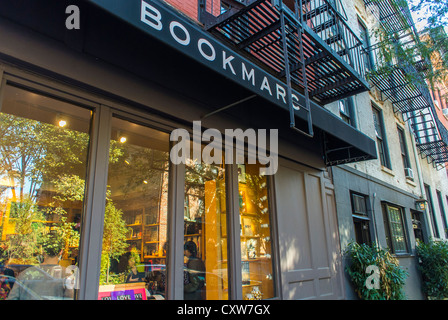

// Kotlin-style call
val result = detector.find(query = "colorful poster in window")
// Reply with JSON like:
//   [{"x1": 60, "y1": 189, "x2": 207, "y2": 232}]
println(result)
[{"x1": 98, "y1": 283, "x2": 147, "y2": 300}]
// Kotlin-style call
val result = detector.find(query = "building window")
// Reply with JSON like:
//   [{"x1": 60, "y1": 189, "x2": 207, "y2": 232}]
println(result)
[
  {"x1": 382, "y1": 204, "x2": 408, "y2": 254},
  {"x1": 436, "y1": 190, "x2": 448, "y2": 239},
  {"x1": 424, "y1": 184, "x2": 440, "y2": 238},
  {"x1": 358, "y1": 19, "x2": 374, "y2": 71},
  {"x1": 183, "y1": 158, "x2": 277, "y2": 300},
  {"x1": 397, "y1": 126, "x2": 412, "y2": 176},
  {"x1": 411, "y1": 210, "x2": 425, "y2": 243},
  {"x1": 0, "y1": 84, "x2": 92, "y2": 300},
  {"x1": 351, "y1": 192, "x2": 371, "y2": 245},
  {"x1": 372, "y1": 105, "x2": 391, "y2": 169},
  {"x1": 339, "y1": 97, "x2": 356, "y2": 127}
]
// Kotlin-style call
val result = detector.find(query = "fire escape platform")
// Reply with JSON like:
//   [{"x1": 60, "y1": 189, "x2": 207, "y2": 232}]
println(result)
[{"x1": 201, "y1": 0, "x2": 369, "y2": 105}]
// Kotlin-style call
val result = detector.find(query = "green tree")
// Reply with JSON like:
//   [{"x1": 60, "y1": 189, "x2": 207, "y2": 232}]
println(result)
[
  {"x1": 367, "y1": 0, "x2": 448, "y2": 92},
  {"x1": 416, "y1": 239, "x2": 448, "y2": 299},
  {"x1": 3, "y1": 198, "x2": 46, "y2": 264}
]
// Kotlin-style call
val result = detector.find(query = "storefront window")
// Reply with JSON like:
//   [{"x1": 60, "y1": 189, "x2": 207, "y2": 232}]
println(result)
[
  {"x1": 238, "y1": 164, "x2": 275, "y2": 300},
  {"x1": 184, "y1": 159, "x2": 227, "y2": 300},
  {"x1": 0, "y1": 85, "x2": 92, "y2": 300},
  {"x1": 98, "y1": 117, "x2": 170, "y2": 300}
]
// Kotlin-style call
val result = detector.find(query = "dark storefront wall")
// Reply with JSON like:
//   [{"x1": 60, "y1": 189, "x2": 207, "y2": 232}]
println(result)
[{"x1": 332, "y1": 165, "x2": 425, "y2": 300}]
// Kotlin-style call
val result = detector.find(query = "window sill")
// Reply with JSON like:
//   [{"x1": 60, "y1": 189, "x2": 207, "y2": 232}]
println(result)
[
  {"x1": 406, "y1": 177, "x2": 416, "y2": 187},
  {"x1": 381, "y1": 166, "x2": 394, "y2": 177},
  {"x1": 392, "y1": 252, "x2": 414, "y2": 258}
]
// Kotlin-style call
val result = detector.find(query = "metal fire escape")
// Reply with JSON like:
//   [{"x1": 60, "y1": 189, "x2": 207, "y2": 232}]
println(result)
[
  {"x1": 363, "y1": 0, "x2": 448, "y2": 166},
  {"x1": 199, "y1": 0, "x2": 369, "y2": 138}
]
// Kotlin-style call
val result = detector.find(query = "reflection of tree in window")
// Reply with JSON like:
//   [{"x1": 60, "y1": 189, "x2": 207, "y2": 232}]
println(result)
[{"x1": 0, "y1": 85, "x2": 91, "y2": 299}]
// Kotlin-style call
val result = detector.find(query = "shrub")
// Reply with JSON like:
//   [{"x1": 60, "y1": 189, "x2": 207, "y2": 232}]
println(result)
[
  {"x1": 416, "y1": 239, "x2": 448, "y2": 300},
  {"x1": 344, "y1": 242, "x2": 408, "y2": 300}
]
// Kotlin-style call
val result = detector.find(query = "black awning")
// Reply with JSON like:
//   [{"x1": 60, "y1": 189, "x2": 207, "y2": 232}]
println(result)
[
  {"x1": 0, "y1": 0, "x2": 376, "y2": 165},
  {"x1": 87, "y1": 0, "x2": 376, "y2": 165}
]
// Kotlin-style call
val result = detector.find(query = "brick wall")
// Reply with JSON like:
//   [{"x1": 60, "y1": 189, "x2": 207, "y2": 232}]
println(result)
[{"x1": 163, "y1": 0, "x2": 221, "y2": 22}]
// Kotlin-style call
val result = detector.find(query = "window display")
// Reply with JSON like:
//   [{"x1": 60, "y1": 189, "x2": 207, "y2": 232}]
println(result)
[
  {"x1": 238, "y1": 164, "x2": 275, "y2": 300},
  {"x1": 0, "y1": 85, "x2": 92, "y2": 300},
  {"x1": 98, "y1": 117, "x2": 170, "y2": 300}
]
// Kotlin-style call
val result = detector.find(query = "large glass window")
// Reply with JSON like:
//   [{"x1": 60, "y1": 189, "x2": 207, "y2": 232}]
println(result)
[
  {"x1": 238, "y1": 164, "x2": 275, "y2": 300},
  {"x1": 98, "y1": 117, "x2": 170, "y2": 300},
  {"x1": 0, "y1": 85, "x2": 92, "y2": 300},
  {"x1": 184, "y1": 158, "x2": 227, "y2": 300}
]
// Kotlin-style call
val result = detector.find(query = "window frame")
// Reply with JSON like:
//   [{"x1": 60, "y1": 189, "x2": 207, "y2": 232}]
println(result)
[
  {"x1": 436, "y1": 190, "x2": 448, "y2": 239},
  {"x1": 339, "y1": 97, "x2": 356, "y2": 127},
  {"x1": 382, "y1": 203, "x2": 409, "y2": 255},
  {"x1": 397, "y1": 125, "x2": 412, "y2": 172},
  {"x1": 357, "y1": 18, "x2": 374, "y2": 72},
  {"x1": 0, "y1": 70, "x2": 282, "y2": 301},
  {"x1": 372, "y1": 104, "x2": 391, "y2": 169},
  {"x1": 424, "y1": 184, "x2": 440, "y2": 239},
  {"x1": 350, "y1": 191, "x2": 372, "y2": 245}
]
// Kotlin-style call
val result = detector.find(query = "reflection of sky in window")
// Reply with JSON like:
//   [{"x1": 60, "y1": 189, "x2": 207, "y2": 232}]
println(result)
[{"x1": 0, "y1": 85, "x2": 92, "y2": 204}]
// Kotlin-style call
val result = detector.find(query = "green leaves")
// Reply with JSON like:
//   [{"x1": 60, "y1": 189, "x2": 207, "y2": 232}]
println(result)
[
  {"x1": 344, "y1": 242, "x2": 408, "y2": 300},
  {"x1": 416, "y1": 239, "x2": 448, "y2": 299}
]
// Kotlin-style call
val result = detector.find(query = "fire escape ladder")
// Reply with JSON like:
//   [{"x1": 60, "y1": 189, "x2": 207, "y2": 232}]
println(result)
[{"x1": 279, "y1": 1, "x2": 313, "y2": 137}]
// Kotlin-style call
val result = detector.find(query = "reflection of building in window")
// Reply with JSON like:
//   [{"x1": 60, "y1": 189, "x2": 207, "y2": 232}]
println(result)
[{"x1": 99, "y1": 117, "x2": 170, "y2": 299}]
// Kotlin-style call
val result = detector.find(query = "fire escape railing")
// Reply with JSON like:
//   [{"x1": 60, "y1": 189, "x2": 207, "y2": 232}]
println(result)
[
  {"x1": 199, "y1": 0, "x2": 369, "y2": 137},
  {"x1": 363, "y1": 0, "x2": 448, "y2": 166}
]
